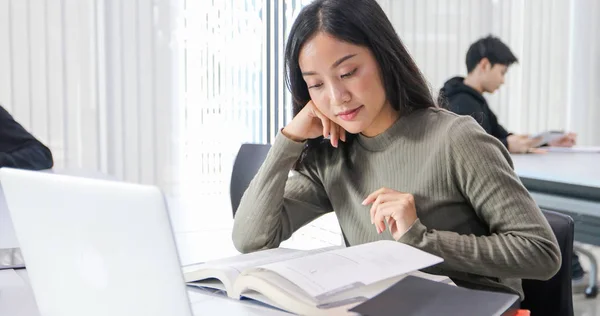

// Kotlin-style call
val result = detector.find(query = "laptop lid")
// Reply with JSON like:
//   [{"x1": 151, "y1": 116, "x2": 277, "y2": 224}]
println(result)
[
  {"x1": 0, "y1": 168, "x2": 193, "y2": 316},
  {"x1": 1, "y1": 169, "x2": 117, "y2": 269}
]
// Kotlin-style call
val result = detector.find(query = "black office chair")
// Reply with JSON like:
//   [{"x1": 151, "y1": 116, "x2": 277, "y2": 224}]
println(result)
[
  {"x1": 520, "y1": 209, "x2": 574, "y2": 316},
  {"x1": 229, "y1": 143, "x2": 272, "y2": 218}
]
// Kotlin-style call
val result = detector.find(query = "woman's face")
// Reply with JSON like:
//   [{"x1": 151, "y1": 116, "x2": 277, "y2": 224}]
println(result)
[{"x1": 298, "y1": 32, "x2": 397, "y2": 137}]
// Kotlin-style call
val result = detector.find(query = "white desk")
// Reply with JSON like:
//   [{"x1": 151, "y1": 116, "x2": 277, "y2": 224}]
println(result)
[
  {"x1": 512, "y1": 152, "x2": 600, "y2": 188},
  {"x1": 512, "y1": 152, "x2": 600, "y2": 297},
  {"x1": 511, "y1": 152, "x2": 600, "y2": 245},
  {"x1": 0, "y1": 268, "x2": 292, "y2": 316}
]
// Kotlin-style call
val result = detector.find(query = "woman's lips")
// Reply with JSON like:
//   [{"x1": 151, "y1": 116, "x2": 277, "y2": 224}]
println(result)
[{"x1": 337, "y1": 105, "x2": 363, "y2": 121}]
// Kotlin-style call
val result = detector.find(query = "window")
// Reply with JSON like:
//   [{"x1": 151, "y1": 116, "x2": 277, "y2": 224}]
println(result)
[{"x1": 179, "y1": 0, "x2": 341, "y2": 248}]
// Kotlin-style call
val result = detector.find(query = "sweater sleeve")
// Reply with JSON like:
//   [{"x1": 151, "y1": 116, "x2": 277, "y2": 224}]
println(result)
[
  {"x1": 0, "y1": 105, "x2": 54, "y2": 170},
  {"x1": 398, "y1": 116, "x2": 561, "y2": 280},
  {"x1": 232, "y1": 132, "x2": 333, "y2": 253},
  {"x1": 0, "y1": 143, "x2": 54, "y2": 169}
]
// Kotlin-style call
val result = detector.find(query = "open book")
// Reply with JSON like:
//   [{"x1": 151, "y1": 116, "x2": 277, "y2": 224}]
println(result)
[{"x1": 183, "y1": 240, "x2": 445, "y2": 315}]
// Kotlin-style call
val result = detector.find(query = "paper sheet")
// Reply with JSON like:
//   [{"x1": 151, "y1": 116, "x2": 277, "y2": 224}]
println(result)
[
  {"x1": 257, "y1": 240, "x2": 443, "y2": 300},
  {"x1": 184, "y1": 246, "x2": 338, "y2": 283}
]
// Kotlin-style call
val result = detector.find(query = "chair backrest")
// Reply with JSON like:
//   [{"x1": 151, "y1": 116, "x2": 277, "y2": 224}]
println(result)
[
  {"x1": 521, "y1": 209, "x2": 574, "y2": 316},
  {"x1": 230, "y1": 143, "x2": 272, "y2": 217}
]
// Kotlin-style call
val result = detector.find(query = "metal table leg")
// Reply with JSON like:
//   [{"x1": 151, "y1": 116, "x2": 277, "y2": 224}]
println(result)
[{"x1": 574, "y1": 243, "x2": 598, "y2": 298}]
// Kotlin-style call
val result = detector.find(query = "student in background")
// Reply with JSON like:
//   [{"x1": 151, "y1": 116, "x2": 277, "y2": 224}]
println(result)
[
  {"x1": 232, "y1": 0, "x2": 561, "y2": 302},
  {"x1": 441, "y1": 35, "x2": 585, "y2": 289},
  {"x1": 439, "y1": 35, "x2": 576, "y2": 154},
  {"x1": 0, "y1": 104, "x2": 53, "y2": 170}
]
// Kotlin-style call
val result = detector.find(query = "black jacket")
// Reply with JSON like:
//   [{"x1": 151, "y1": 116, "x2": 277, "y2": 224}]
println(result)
[
  {"x1": 0, "y1": 105, "x2": 53, "y2": 169},
  {"x1": 440, "y1": 77, "x2": 511, "y2": 148}
]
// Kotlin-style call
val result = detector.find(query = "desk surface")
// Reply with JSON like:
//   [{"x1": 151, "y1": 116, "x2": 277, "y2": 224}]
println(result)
[
  {"x1": 0, "y1": 269, "x2": 293, "y2": 316},
  {"x1": 511, "y1": 152, "x2": 600, "y2": 188},
  {"x1": 512, "y1": 152, "x2": 600, "y2": 245}
]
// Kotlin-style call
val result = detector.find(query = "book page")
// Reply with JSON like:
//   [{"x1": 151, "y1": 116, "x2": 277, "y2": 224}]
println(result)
[
  {"x1": 187, "y1": 278, "x2": 228, "y2": 294},
  {"x1": 183, "y1": 246, "x2": 339, "y2": 284},
  {"x1": 184, "y1": 248, "x2": 298, "y2": 276},
  {"x1": 251, "y1": 240, "x2": 442, "y2": 300},
  {"x1": 234, "y1": 271, "x2": 366, "y2": 316}
]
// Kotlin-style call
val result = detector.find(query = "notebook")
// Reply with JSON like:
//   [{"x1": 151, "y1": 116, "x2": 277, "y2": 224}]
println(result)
[{"x1": 349, "y1": 275, "x2": 520, "y2": 316}]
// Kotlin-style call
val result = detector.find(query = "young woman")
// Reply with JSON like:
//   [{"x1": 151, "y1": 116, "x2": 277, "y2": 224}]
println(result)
[{"x1": 232, "y1": 0, "x2": 560, "y2": 300}]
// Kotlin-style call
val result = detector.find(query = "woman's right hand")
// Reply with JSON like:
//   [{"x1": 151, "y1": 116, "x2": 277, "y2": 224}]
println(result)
[{"x1": 281, "y1": 100, "x2": 346, "y2": 147}]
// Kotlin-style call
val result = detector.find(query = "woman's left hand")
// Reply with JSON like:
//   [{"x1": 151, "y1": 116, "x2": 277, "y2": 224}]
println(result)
[{"x1": 362, "y1": 188, "x2": 418, "y2": 241}]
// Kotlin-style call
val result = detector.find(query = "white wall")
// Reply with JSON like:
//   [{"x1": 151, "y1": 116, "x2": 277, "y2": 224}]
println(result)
[
  {"x1": 378, "y1": 0, "x2": 599, "y2": 145},
  {"x1": 567, "y1": 0, "x2": 600, "y2": 146},
  {"x1": 2, "y1": 0, "x2": 597, "y2": 193},
  {"x1": 0, "y1": 0, "x2": 179, "y2": 193}
]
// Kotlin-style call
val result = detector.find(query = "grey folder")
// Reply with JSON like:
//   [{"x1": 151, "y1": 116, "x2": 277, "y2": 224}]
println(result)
[{"x1": 349, "y1": 275, "x2": 519, "y2": 316}]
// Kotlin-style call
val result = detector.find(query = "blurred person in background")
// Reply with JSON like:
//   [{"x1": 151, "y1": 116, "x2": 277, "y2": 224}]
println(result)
[
  {"x1": 439, "y1": 35, "x2": 576, "y2": 154},
  {"x1": 0, "y1": 104, "x2": 53, "y2": 170}
]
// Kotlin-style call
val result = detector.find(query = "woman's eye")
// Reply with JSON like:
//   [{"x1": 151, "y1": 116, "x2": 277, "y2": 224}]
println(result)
[
  {"x1": 341, "y1": 68, "x2": 357, "y2": 79},
  {"x1": 308, "y1": 83, "x2": 323, "y2": 89}
]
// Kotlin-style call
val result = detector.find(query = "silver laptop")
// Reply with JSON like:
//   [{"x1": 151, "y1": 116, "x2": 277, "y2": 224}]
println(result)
[{"x1": 0, "y1": 167, "x2": 194, "y2": 316}]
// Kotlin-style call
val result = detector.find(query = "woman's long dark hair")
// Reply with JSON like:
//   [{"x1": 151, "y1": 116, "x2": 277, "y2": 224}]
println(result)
[{"x1": 285, "y1": 0, "x2": 436, "y2": 167}]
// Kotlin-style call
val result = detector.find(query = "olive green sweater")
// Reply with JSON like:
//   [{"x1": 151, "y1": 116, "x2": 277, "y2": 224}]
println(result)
[{"x1": 232, "y1": 107, "x2": 561, "y2": 300}]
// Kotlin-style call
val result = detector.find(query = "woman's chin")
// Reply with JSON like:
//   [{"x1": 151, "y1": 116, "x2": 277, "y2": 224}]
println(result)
[{"x1": 339, "y1": 122, "x2": 367, "y2": 135}]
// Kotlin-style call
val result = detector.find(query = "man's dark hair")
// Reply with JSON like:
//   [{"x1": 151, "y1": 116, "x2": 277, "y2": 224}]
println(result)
[{"x1": 466, "y1": 35, "x2": 518, "y2": 73}]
